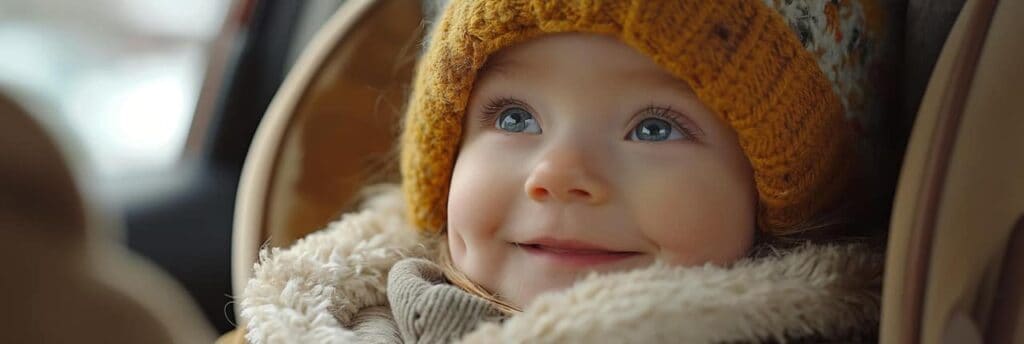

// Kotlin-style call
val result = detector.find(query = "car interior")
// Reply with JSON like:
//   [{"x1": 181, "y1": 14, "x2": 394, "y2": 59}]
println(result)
[{"x1": 0, "y1": 0, "x2": 1020, "y2": 342}]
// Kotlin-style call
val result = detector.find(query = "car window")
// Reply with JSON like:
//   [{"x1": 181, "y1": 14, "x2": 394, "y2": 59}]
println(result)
[{"x1": 0, "y1": 0, "x2": 232, "y2": 179}]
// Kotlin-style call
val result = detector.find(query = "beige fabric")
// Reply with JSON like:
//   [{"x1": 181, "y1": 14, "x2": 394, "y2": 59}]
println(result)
[
  {"x1": 216, "y1": 329, "x2": 247, "y2": 344},
  {"x1": 880, "y1": 0, "x2": 1024, "y2": 342},
  {"x1": 324, "y1": 259, "x2": 502, "y2": 344},
  {"x1": 879, "y1": 1, "x2": 975, "y2": 339},
  {"x1": 351, "y1": 306, "x2": 401, "y2": 343},
  {"x1": 240, "y1": 185, "x2": 884, "y2": 343},
  {"x1": 914, "y1": 0, "x2": 1024, "y2": 342}
]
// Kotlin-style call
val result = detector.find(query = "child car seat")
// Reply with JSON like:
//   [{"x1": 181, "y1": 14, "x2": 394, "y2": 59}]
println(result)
[
  {"x1": 224, "y1": 0, "x2": 1023, "y2": 342},
  {"x1": 224, "y1": 0, "x2": 422, "y2": 341},
  {"x1": 879, "y1": 0, "x2": 1023, "y2": 342}
]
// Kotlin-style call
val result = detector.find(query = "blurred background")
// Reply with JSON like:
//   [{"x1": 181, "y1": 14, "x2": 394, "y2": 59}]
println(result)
[
  {"x1": 0, "y1": 0, "x2": 349, "y2": 334},
  {"x1": 0, "y1": 0, "x2": 229, "y2": 179}
]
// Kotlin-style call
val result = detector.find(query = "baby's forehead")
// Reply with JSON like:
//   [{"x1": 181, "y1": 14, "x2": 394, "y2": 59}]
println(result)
[
  {"x1": 477, "y1": 34, "x2": 692, "y2": 91},
  {"x1": 478, "y1": 52, "x2": 519, "y2": 78}
]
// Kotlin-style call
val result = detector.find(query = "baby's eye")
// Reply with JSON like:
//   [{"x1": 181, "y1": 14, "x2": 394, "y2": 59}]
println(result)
[
  {"x1": 496, "y1": 107, "x2": 541, "y2": 134},
  {"x1": 628, "y1": 118, "x2": 687, "y2": 141}
]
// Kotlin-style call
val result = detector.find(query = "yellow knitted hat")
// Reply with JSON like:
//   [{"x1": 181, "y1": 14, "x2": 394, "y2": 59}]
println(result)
[{"x1": 401, "y1": 0, "x2": 888, "y2": 235}]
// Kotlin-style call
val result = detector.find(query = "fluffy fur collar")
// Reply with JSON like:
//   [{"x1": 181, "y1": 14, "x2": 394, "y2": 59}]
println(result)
[{"x1": 240, "y1": 185, "x2": 883, "y2": 343}]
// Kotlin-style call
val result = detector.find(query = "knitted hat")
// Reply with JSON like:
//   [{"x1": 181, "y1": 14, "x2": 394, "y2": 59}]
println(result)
[{"x1": 401, "y1": 0, "x2": 889, "y2": 235}]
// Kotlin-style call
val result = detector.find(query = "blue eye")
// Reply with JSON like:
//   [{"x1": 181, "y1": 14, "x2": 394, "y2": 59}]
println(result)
[
  {"x1": 496, "y1": 107, "x2": 541, "y2": 134},
  {"x1": 629, "y1": 118, "x2": 684, "y2": 141}
]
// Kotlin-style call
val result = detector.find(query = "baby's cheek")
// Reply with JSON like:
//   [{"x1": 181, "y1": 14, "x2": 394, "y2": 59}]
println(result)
[
  {"x1": 447, "y1": 228, "x2": 468, "y2": 262},
  {"x1": 446, "y1": 144, "x2": 523, "y2": 254},
  {"x1": 447, "y1": 169, "x2": 493, "y2": 242},
  {"x1": 447, "y1": 165, "x2": 500, "y2": 279},
  {"x1": 631, "y1": 167, "x2": 755, "y2": 266}
]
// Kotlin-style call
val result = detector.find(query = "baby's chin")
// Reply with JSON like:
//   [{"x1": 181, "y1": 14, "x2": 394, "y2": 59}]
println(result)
[{"x1": 494, "y1": 250, "x2": 655, "y2": 308}]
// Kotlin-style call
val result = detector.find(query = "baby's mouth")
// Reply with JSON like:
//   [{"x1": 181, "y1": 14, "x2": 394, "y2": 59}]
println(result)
[
  {"x1": 514, "y1": 239, "x2": 641, "y2": 266},
  {"x1": 518, "y1": 243, "x2": 632, "y2": 255}
]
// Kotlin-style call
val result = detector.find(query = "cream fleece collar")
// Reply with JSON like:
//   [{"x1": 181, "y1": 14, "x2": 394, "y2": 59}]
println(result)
[{"x1": 240, "y1": 185, "x2": 883, "y2": 343}]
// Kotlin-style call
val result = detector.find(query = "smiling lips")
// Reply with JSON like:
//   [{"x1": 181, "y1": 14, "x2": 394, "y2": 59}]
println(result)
[{"x1": 516, "y1": 238, "x2": 640, "y2": 266}]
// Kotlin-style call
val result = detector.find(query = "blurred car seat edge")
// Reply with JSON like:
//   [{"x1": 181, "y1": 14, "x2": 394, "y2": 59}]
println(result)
[
  {"x1": 0, "y1": 89, "x2": 216, "y2": 343},
  {"x1": 881, "y1": 0, "x2": 1024, "y2": 342}
]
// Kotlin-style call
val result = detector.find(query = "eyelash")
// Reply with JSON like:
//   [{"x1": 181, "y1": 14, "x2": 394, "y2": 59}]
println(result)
[
  {"x1": 637, "y1": 105, "x2": 701, "y2": 141},
  {"x1": 478, "y1": 97, "x2": 526, "y2": 128},
  {"x1": 477, "y1": 97, "x2": 701, "y2": 141}
]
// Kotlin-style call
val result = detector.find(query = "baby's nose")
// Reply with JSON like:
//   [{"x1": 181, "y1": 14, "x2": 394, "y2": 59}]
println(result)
[{"x1": 524, "y1": 160, "x2": 608, "y2": 204}]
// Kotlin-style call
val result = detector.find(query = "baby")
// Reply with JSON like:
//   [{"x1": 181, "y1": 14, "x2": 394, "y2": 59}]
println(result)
[
  {"x1": 437, "y1": 33, "x2": 759, "y2": 310},
  {"x1": 242, "y1": 0, "x2": 892, "y2": 342}
]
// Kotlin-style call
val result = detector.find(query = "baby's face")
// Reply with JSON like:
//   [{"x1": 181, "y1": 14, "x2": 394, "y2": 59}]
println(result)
[{"x1": 447, "y1": 34, "x2": 756, "y2": 308}]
